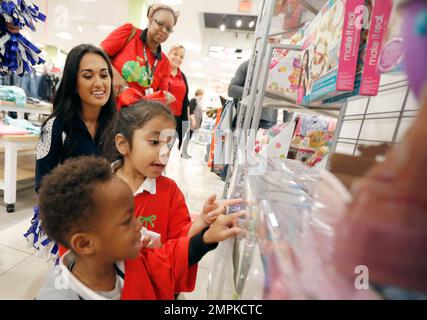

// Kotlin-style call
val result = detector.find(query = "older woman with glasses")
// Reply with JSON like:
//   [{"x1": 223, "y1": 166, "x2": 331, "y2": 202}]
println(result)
[{"x1": 101, "y1": 4, "x2": 178, "y2": 104}]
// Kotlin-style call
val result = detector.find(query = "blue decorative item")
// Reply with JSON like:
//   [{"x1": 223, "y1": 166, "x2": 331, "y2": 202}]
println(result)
[
  {"x1": 0, "y1": 0, "x2": 46, "y2": 31},
  {"x1": 0, "y1": 0, "x2": 46, "y2": 75},
  {"x1": 24, "y1": 206, "x2": 59, "y2": 264}
]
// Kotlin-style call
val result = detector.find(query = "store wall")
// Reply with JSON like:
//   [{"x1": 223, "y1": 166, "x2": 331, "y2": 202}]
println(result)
[{"x1": 32, "y1": 0, "x2": 131, "y2": 53}]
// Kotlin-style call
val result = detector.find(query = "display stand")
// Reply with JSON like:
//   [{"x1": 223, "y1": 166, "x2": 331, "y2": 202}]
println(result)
[
  {"x1": 208, "y1": 0, "x2": 419, "y2": 300},
  {"x1": 0, "y1": 135, "x2": 39, "y2": 212}
]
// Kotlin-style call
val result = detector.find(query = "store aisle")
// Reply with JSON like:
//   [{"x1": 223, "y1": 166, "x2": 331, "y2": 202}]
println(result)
[
  {"x1": 0, "y1": 138, "x2": 223, "y2": 300},
  {"x1": 168, "y1": 136, "x2": 225, "y2": 300}
]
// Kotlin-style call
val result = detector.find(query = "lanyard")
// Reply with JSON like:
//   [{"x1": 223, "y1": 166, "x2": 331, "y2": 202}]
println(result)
[{"x1": 143, "y1": 44, "x2": 159, "y2": 88}]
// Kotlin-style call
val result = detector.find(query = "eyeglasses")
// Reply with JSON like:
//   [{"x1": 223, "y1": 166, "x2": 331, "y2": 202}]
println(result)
[{"x1": 153, "y1": 18, "x2": 174, "y2": 34}]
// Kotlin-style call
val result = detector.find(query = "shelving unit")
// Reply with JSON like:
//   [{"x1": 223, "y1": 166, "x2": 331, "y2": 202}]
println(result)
[
  {"x1": 208, "y1": 0, "x2": 419, "y2": 300},
  {"x1": 223, "y1": 0, "x2": 345, "y2": 198}
]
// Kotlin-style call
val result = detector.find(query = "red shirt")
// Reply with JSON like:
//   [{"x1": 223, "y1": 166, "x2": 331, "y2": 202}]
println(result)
[
  {"x1": 134, "y1": 175, "x2": 192, "y2": 244},
  {"x1": 122, "y1": 237, "x2": 197, "y2": 300},
  {"x1": 168, "y1": 69, "x2": 187, "y2": 116},
  {"x1": 101, "y1": 23, "x2": 171, "y2": 95}
]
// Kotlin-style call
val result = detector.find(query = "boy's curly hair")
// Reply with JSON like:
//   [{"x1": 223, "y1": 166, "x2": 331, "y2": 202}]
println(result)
[{"x1": 39, "y1": 156, "x2": 113, "y2": 248}]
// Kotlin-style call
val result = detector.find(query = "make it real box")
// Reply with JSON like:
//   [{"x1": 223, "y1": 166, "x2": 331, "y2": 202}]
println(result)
[
  {"x1": 297, "y1": 0, "x2": 364, "y2": 105},
  {"x1": 359, "y1": 0, "x2": 393, "y2": 95},
  {"x1": 323, "y1": 0, "x2": 393, "y2": 104}
]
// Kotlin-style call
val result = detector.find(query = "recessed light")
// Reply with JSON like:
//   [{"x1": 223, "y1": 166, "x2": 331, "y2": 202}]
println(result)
[
  {"x1": 249, "y1": 21, "x2": 255, "y2": 28},
  {"x1": 220, "y1": 24, "x2": 226, "y2": 32},
  {"x1": 236, "y1": 20, "x2": 242, "y2": 27}
]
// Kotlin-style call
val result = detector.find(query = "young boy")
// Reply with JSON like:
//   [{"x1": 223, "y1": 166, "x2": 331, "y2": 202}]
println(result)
[{"x1": 36, "y1": 156, "x2": 244, "y2": 300}]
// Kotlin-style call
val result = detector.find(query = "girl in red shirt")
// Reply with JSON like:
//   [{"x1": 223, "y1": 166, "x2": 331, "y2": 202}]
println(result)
[
  {"x1": 167, "y1": 45, "x2": 190, "y2": 151},
  {"x1": 108, "y1": 100, "x2": 242, "y2": 245},
  {"x1": 100, "y1": 4, "x2": 177, "y2": 104}
]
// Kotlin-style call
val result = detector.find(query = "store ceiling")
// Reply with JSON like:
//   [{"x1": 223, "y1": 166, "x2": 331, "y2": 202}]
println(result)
[
  {"x1": 204, "y1": 13, "x2": 257, "y2": 32},
  {"x1": 29, "y1": 0, "x2": 328, "y2": 93}
]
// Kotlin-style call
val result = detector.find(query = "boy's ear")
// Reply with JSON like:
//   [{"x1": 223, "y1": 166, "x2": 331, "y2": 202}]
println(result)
[
  {"x1": 70, "y1": 233, "x2": 96, "y2": 255},
  {"x1": 115, "y1": 134, "x2": 130, "y2": 156}
]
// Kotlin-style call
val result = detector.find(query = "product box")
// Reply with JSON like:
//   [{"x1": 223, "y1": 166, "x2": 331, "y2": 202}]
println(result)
[
  {"x1": 267, "y1": 51, "x2": 302, "y2": 94},
  {"x1": 359, "y1": 0, "x2": 393, "y2": 95},
  {"x1": 259, "y1": 122, "x2": 296, "y2": 161},
  {"x1": 322, "y1": 0, "x2": 393, "y2": 103},
  {"x1": 297, "y1": 0, "x2": 365, "y2": 105},
  {"x1": 378, "y1": 1, "x2": 405, "y2": 74}
]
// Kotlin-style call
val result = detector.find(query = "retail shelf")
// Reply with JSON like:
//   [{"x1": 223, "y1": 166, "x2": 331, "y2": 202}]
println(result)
[
  {"x1": 263, "y1": 90, "x2": 342, "y2": 118},
  {"x1": 300, "y1": 0, "x2": 321, "y2": 14}
]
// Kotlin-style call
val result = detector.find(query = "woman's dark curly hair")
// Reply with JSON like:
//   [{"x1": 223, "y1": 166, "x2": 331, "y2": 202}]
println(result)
[{"x1": 39, "y1": 156, "x2": 113, "y2": 248}]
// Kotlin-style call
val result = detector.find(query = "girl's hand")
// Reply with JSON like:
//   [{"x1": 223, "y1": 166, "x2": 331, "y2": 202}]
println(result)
[
  {"x1": 203, "y1": 211, "x2": 246, "y2": 244},
  {"x1": 202, "y1": 196, "x2": 244, "y2": 225}
]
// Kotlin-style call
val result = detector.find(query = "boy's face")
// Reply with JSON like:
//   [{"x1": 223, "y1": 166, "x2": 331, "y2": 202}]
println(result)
[{"x1": 92, "y1": 177, "x2": 143, "y2": 261}]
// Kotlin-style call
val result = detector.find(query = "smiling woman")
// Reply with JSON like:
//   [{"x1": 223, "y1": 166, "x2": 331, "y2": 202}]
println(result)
[
  {"x1": 23, "y1": 44, "x2": 118, "y2": 260},
  {"x1": 167, "y1": 45, "x2": 191, "y2": 152}
]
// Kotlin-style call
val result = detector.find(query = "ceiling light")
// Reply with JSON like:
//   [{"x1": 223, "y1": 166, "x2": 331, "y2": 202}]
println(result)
[
  {"x1": 220, "y1": 24, "x2": 226, "y2": 32},
  {"x1": 249, "y1": 21, "x2": 255, "y2": 28},
  {"x1": 57, "y1": 32, "x2": 73, "y2": 40},
  {"x1": 236, "y1": 20, "x2": 242, "y2": 27},
  {"x1": 78, "y1": 25, "x2": 83, "y2": 33}
]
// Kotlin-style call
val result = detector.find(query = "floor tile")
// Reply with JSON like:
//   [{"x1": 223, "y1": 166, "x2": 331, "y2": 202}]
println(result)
[
  {"x1": 181, "y1": 266, "x2": 210, "y2": 300},
  {"x1": 0, "y1": 255, "x2": 51, "y2": 300},
  {"x1": 0, "y1": 219, "x2": 36, "y2": 255},
  {"x1": 0, "y1": 245, "x2": 30, "y2": 276}
]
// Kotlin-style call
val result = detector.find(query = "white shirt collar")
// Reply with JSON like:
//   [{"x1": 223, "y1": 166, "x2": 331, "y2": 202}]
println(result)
[
  {"x1": 134, "y1": 178, "x2": 157, "y2": 196},
  {"x1": 57, "y1": 251, "x2": 125, "y2": 300},
  {"x1": 111, "y1": 160, "x2": 157, "y2": 196}
]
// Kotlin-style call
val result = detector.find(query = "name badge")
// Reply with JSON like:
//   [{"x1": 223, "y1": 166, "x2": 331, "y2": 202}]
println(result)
[{"x1": 145, "y1": 88, "x2": 154, "y2": 96}]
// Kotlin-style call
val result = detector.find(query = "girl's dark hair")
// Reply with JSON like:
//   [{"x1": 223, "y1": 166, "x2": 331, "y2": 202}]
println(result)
[
  {"x1": 44, "y1": 44, "x2": 117, "y2": 158},
  {"x1": 107, "y1": 100, "x2": 176, "y2": 162}
]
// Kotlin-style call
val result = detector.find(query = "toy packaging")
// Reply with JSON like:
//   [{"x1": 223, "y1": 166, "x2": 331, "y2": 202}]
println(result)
[
  {"x1": 378, "y1": 1, "x2": 405, "y2": 74},
  {"x1": 267, "y1": 51, "x2": 302, "y2": 94},
  {"x1": 297, "y1": 0, "x2": 365, "y2": 105},
  {"x1": 322, "y1": 0, "x2": 393, "y2": 104},
  {"x1": 268, "y1": 27, "x2": 305, "y2": 94},
  {"x1": 256, "y1": 122, "x2": 296, "y2": 161},
  {"x1": 358, "y1": 0, "x2": 393, "y2": 95}
]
